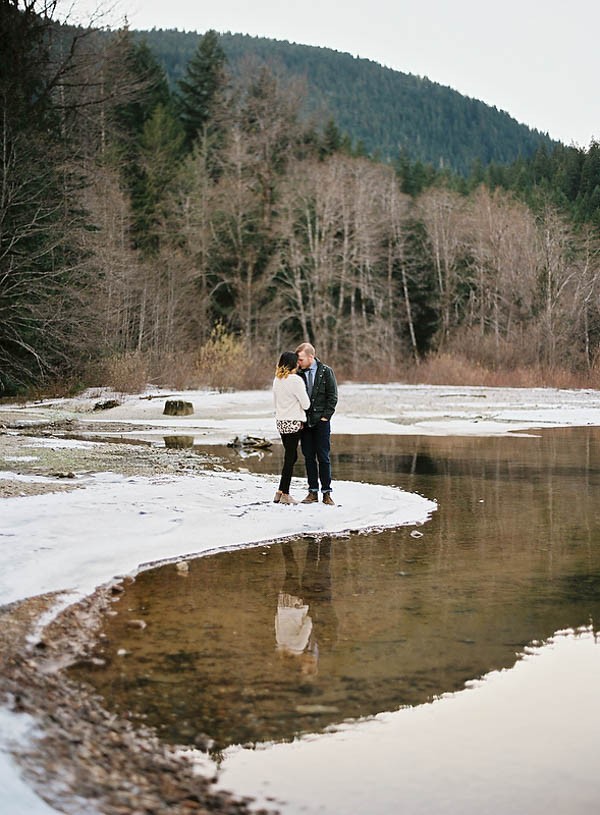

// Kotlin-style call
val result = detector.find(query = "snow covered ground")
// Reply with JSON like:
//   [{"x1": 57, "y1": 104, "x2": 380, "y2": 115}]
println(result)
[
  {"x1": 8, "y1": 382, "x2": 600, "y2": 442},
  {"x1": 2, "y1": 382, "x2": 600, "y2": 814}
]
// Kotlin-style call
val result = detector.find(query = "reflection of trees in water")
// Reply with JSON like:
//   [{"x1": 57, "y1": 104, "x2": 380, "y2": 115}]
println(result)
[
  {"x1": 332, "y1": 428, "x2": 600, "y2": 564},
  {"x1": 334, "y1": 426, "x2": 600, "y2": 484}
]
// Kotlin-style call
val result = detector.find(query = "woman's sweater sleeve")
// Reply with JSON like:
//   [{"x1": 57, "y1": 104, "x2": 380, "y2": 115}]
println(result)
[{"x1": 295, "y1": 376, "x2": 311, "y2": 410}]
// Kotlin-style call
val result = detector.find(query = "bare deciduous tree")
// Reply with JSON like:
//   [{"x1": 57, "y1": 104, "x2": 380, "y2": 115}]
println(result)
[{"x1": 416, "y1": 187, "x2": 467, "y2": 348}]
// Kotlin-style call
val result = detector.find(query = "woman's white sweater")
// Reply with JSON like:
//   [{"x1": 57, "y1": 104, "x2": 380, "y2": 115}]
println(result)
[{"x1": 273, "y1": 374, "x2": 311, "y2": 420}]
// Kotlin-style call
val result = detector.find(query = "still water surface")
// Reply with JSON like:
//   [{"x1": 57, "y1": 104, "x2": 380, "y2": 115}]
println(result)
[{"x1": 71, "y1": 429, "x2": 600, "y2": 809}]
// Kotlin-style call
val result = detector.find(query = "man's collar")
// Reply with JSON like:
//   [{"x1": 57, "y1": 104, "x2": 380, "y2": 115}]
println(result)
[{"x1": 298, "y1": 359, "x2": 318, "y2": 375}]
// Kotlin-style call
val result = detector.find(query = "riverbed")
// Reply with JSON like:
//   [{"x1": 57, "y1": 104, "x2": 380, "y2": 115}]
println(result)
[{"x1": 2, "y1": 384, "x2": 600, "y2": 814}]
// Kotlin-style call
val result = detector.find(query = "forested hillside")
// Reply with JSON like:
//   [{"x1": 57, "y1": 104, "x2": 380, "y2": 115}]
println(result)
[
  {"x1": 135, "y1": 29, "x2": 555, "y2": 175},
  {"x1": 466, "y1": 142, "x2": 600, "y2": 227},
  {"x1": 2, "y1": 8, "x2": 599, "y2": 398}
]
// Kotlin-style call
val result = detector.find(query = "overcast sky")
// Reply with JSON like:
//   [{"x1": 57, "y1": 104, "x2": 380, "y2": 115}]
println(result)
[{"x1": 62, "y1": 0, "x2": 598, "y2": 148}]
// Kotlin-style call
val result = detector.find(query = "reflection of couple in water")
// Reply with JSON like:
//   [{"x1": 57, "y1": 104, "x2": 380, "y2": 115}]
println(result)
[{"x1": 275, "y1": 537, "x2": 338, "y2": 675}]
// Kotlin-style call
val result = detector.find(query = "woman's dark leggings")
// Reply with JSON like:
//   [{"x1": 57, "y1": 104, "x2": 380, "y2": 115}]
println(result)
[{"x1": 278, "y1": 431, "x2": 301, "y2": 493}]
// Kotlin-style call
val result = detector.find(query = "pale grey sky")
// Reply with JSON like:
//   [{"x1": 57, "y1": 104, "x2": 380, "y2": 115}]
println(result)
[{"x1": 61, "y1": 0, "x2": 599, "y2": 147}]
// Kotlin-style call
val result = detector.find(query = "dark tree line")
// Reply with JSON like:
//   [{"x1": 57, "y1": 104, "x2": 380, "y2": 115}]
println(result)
[{"x1": 468, "y1": 142, "x2": 600, "y2": 227}]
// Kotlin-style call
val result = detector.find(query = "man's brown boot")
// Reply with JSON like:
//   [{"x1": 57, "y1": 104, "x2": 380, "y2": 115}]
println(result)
[
  {"x1": 322, "y1": 493, "x2": 335, "y2": 506},
  {"x1": 301, "y1": 492, "x2": 318, "y2": 504}
]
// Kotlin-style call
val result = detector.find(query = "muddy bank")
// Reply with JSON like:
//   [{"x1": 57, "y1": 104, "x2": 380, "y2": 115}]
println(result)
[{"x1": 0, "y1": 422, "x2": 222, "y2": 499}]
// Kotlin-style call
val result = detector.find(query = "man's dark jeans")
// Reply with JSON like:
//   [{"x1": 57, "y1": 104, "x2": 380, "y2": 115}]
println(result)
[{"x1": 301, "y1": 420, "x2": 332, "y2": 493}]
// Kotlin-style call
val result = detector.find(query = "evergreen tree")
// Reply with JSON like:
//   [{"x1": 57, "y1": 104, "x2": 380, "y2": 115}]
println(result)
[
  {"x1": 112, "y1": 36, "x2": 172, "y2": 141},
  {"x1": 106, "y1": 35, "x2": 184, "y2": 254},
  {"x1": 176, "y1": 30, "x2": 227, "y2": 147},
  {"x1": 320, "y1": 118, "x2": 343, "y2": 157},
  {"x1": 133, "y1": 104, "x2": 185, "y2": 256}
]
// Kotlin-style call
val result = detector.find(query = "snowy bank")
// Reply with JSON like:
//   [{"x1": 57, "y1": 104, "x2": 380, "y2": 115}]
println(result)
[
  {"x1": 0, "y1": 470, "x2": 435, "y2": 609},
  {"x1": 5, "y1": 383, "x2": 600, "y2": 443},
  {"x1": 0, "y1": 710, "x2": 59, "y2": 815}
]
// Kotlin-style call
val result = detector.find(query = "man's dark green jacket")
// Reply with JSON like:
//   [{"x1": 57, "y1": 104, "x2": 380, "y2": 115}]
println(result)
[{"x1": 297, "y1": 359, "x2": 338, "y2": 427}]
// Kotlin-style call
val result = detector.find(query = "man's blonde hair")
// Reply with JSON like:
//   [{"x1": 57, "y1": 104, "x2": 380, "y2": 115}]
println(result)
[{"x1": 295, "y1": 342, "x2": 315, "y2": 356}]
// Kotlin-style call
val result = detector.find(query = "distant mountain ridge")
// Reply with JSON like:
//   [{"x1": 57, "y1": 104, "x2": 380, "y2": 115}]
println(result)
[{"x1": 135, "y1": 29, "x2": 557, "y2": 175}]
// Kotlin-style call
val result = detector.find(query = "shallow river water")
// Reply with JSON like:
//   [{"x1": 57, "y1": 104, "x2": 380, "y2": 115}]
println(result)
[{"x1": 71, "y1": 428, "x2": 600, "y2": 813}]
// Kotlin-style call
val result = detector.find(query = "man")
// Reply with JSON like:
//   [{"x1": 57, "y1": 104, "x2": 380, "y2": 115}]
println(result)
[{"x1": 295, "y1": 342, "x2": 338, "y2": 505}]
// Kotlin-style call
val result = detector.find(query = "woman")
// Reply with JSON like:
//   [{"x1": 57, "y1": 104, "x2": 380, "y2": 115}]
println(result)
[{"x1": 272, "y1": 351, "x2": 311, "y2": 505}]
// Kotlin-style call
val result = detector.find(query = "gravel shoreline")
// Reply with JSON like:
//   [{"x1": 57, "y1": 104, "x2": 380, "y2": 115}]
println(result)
[
  {"x1": 1, "y1": 587, "x2": 271, "y2": 815},
  {"x1": 1, "y1": 424, "x2": 271, "y2": 815},
  {"x1": 0, "y1": 420, "x2": 222, "y2": 498}
]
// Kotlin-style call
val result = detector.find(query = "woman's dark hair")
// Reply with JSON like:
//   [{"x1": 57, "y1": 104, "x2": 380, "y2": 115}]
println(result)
[{"x1": 275, "y1": 351, "x2": 298, "y2": 378}]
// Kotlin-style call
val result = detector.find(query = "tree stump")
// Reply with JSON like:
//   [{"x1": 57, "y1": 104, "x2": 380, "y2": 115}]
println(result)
[
  {"x1": 163, "y1": 399, "x2": 194, "y2": 416},
  {"x1": 164, "y1": 435, "x2": 194, "y2": 448}
]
